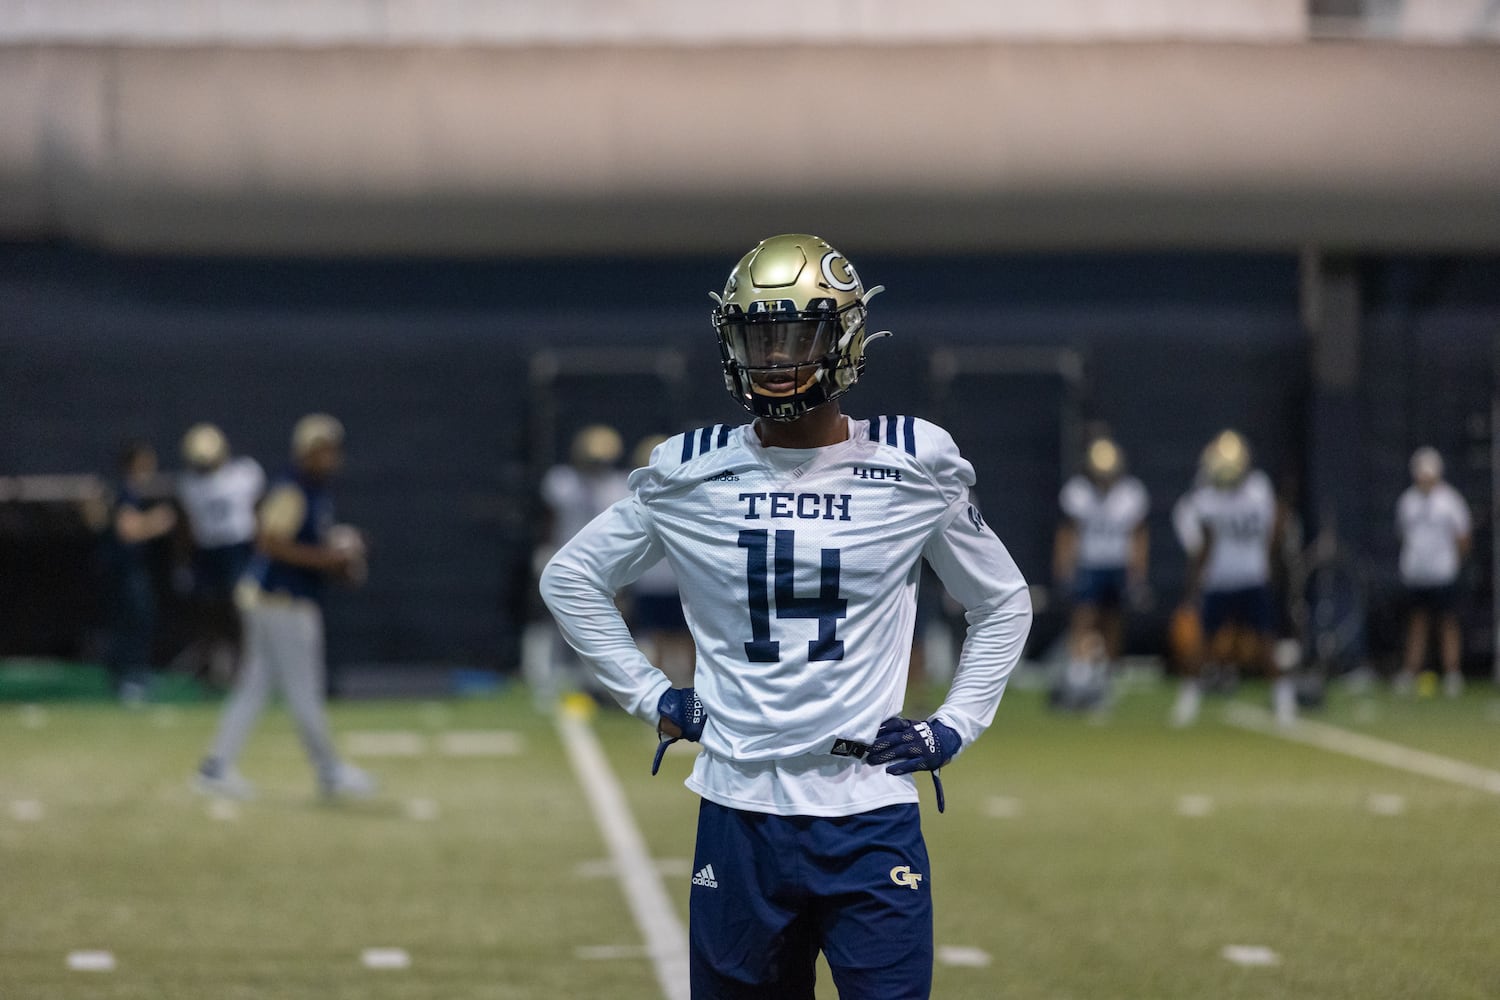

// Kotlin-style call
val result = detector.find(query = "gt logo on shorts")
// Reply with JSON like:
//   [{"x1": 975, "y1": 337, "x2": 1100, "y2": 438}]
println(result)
[{"x1": 889, "y1": 865, "x2": 924, "y2": 890}]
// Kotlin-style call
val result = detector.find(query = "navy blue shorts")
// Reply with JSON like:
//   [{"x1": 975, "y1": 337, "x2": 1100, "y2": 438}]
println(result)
[
  {"x1": 689, "y1": 800, "x2": 933, "y2": 999},
  {"x1": 193, "y1": 542, "x2": 253, "y2": 600},
  {"x1": 1073, "y1": 567, "x2": 1127, "y2": 609},
  {"x1": 1201, "y1": 585, "x2": 1274, "y2": 637},
  {"x1": 634, "y1": 592, "x2": 688, "y2": 632},
  {"x1": 1406, "y1": 583, "x2": 1459, "y2": 615}
]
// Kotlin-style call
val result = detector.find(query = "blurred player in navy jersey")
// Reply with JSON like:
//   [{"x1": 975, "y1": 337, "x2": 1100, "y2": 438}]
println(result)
[
  {"x1": 194, "y1": 414, "x2": 374, "y2": 801},
  {"x1": 1172, "y1": 430, "x2": 1292, "y2": 726},
  {"x1": 543, "y1": 235, "x2": 1031, "y2": 998},
  {"x1": 176, "y1": 423, "x2": 264, "y2": 685},
  {"x1": 104, "y1": 441, "x2": 177, "y2": 704},
  {"x1": 1394, "y1": 447, "x2": 1472, "y2": 697}
]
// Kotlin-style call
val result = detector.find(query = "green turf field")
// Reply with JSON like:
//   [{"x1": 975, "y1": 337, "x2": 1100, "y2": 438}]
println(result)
[{"x1": 2, "y1": 678, "x2": 1498, "y2": 999}]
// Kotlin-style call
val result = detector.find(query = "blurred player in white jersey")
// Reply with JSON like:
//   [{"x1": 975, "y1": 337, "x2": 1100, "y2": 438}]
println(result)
[
  {"x1": 1053, "y1": 437, "x2": 1149, "y2": 694},
  {"x1": 1394, "y1": 447, "x2": 1471, "y2": 697},
  {"x1": 177, "y1": 423, "x2": 265, "y2": 684},
  {"x1": 525, "y1": 425, "x2": 631, "y2": 705},
  {"x1": 627, "y1": 433, "x2": 695, "y2": 687},
  {"x1": 1172, "y1": 430, "x2": 1292, "y2": 726},
  {"x1": 542, "y1": 234, "x2": 1031, "y2": 998},
  {"x1": 178, "y1": 423, "x2": 264, "y2": 591},
  {"x1": 540, "y1": 425, "x2": 631, "y2": 547}
]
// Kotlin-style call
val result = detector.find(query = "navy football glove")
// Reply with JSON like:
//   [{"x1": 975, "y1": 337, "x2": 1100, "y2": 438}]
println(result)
[
  {"x1": 651, "y1": 686, "x2": 706, "y2": 776},
  {"x1": 865, "y1": 716, "x2": 962, "y2": 812}
]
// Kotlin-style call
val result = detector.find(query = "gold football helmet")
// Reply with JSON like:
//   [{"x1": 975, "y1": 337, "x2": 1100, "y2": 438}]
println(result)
[
  {"x1": 1201, "y1": 429, "x2": 1250, "y2": 487},
  {"x1": 1084, "y1": 437, "x2": 1123, "y2": 482},
  {"x1": 181, "y1": 422, "x2": 229, "y2": 469},
  {"x1": 711, "y1": 234, "x2": 886, "y2": 421}
]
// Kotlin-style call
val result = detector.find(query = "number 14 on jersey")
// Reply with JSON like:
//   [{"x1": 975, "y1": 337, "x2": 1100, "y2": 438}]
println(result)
[{"x1": 738, "y1": 529, "x2": 848, "y2": 663}]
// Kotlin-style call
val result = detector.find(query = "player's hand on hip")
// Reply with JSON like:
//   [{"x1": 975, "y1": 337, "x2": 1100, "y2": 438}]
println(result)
[
  {"x1": 866, "y1": 716, "x2": 962, "y2": 813},
  {"x1": 651, "y1": 686, "x2": 705, "y2": 776},
  {"x1": 866, "y1": 716, "x2": 961, "y2": 775}
]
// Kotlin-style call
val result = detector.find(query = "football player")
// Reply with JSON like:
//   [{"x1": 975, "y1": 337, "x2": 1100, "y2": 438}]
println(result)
[
  {"x1": 178, "y1": 423, "x2": 265, "y2": 597},
  {"x1": 177, "y1": 423, "x2": 265, "y2": 685},
  {"x1": 193, "y1": 414, "x2": 375, "y2": 801},
  {"x1": 525, "y1": 424, "x2": 632, "y2": 706},
  {"x1": 1053, "y1": 437, "x2": 1149, "y2": 674},
  {"x1": 1172, "y1": 430, "x2": 1292, "y2": 726},
  {"x1": 541, "y1": 235, "x2": 1032, "y2": 998},
  {"x1": 1394, "y1": 447, "x2": 1471, "y2": 697}
]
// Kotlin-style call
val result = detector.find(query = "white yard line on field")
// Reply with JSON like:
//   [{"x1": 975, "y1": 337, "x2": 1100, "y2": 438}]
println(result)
[
  {"x1": 360, "y1": 947, "x2": 411, "y2": 969},
  {"x1": 66, "y1": 950, "x2": 115, "y2": 972},
  {"x1": 1225, "y1": 703, "x2": 1500, "y2": 795},
  {"x1": 556, "y1": 710, "x2": 690, "y2": 1000}
]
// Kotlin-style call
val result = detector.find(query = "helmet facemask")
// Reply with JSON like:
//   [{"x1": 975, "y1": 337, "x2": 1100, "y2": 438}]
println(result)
[{"x1": 714, "y1": 298, "x2": 868, "y2": 422}]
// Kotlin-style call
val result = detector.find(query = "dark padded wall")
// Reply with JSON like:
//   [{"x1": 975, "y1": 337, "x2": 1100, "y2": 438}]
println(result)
[{"x1": 1, "y1": 245, "x2": 1492, "y2": 669}]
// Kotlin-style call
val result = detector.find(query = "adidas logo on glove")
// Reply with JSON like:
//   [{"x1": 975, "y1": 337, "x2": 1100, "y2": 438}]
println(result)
[{"x1": 691, "y1": 864, "x2": 719, "y2": 889}]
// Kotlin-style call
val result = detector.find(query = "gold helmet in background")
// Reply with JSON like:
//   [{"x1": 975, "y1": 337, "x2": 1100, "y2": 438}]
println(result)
[
  {"x1": 1201, "y1": 429, "x2": 1250, "y2": 487},
  {"x1": 571, "y1": 424, "x2": 624, "y2": 467},
  {"x1": 711, "y1": 234, "x2": 886, "y2": 421},
  {"x1": 181, "y1": 422, "x2": 229, "y2": 469},
  {"x1": 1084, "y1": 437, "x2": 1124, "y2": 481}
]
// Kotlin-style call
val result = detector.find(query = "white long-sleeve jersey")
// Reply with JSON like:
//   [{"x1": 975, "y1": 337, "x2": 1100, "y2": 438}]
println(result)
[{"x1": 540, "y1": 414, "x2": 1032, "y2": 816}]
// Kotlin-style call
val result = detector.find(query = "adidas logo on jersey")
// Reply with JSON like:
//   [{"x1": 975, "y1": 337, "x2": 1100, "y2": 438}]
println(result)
[
  {"x1": 691, "y1": 864, "x2": 719, "y2": 889},
  {"x1": 703, "y1": 470, "x2": 741, "y2": 483}
]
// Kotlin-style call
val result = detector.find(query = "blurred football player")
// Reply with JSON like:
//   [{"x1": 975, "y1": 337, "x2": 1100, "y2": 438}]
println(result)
[
  {"x1": 524, "y1": 424, "x2": 632, "y2": 705},
  {"x1": 1053, "y1": 437, "x2": 1149, "y2": 680},
  {"x1": 178, "y1": 423, "x2": 264, "y2": 597},
  {"x1": 626, "y1": 433, "x2": 695, "y2": 688},
  {"x1": 193, "y1": 414, "x2": 375, "y2": 801},
  {"x1": 1394, "y1": 447, "x2": 1471, "y2": 697},
  {"x1": 542, "y1": 234, "x2": 1032, "y2": 998},
  {"x1": 1172, "y1": 430, "x2": 1292, "y2": 726},
  {"x1": 104, "y1": 441, "x2": 177, "y2": 704},
  {"x1": 176, "y1": 423, "x2": 265, "y2": 685}
]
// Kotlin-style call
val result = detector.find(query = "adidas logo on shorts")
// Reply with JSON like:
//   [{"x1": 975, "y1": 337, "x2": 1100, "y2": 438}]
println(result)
[{"x1": 691, "y1": 864, "x2": 719, "y2": 889}]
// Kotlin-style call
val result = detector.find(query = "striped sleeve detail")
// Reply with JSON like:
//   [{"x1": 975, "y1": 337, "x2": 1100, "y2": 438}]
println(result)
[
  {"x1": 867, "y1": 415, "x2": 917, "y2": 456},
  {"x1": 680, "y1": 424, "x2": 736, "y2": 462}
]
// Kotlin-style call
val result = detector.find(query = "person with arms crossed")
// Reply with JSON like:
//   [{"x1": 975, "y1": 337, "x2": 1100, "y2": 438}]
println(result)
[
  {"x1": 104, "y1": 441, "x2": 177, "y2": 704},
  {"x1": 1172, "y1": 430, "x2": 1293, "y2": 726},
  {"x1": 542, "y1": 235, "x2": 1032, "y2": 999},
  {"x1": 193, "y1": 414, "x2": 375, "y2": 801},
  {"x1": 1393, "y1": 447, "x2": 1472, "y2": 698}
]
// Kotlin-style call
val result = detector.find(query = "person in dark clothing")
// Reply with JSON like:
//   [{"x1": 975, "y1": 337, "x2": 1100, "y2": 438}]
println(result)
[{"x1": 105, "y1": 441, "x2": 177, "y2": 704}]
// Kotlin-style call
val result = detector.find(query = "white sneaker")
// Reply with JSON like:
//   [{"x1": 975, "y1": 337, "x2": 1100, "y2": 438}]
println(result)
[
  {"x1": 1273, "y1": 677, "x2": 1297, "y2": 728},
  {"x1": 1443, "y1": 673, "x2": 1465, "y2": 699},
  {"x1": 321, "y1": 762, "x2": 378, "y2": 800},
  {"x1": 1170, "y1": 682, "x2": 1201, "y2": 728},
  {"x1": 192, "y1": 761, "x2": 256, "y2": 800},
  {"x1": 1392, "y1": 672, "x2": 1415, "y2": 698}
]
